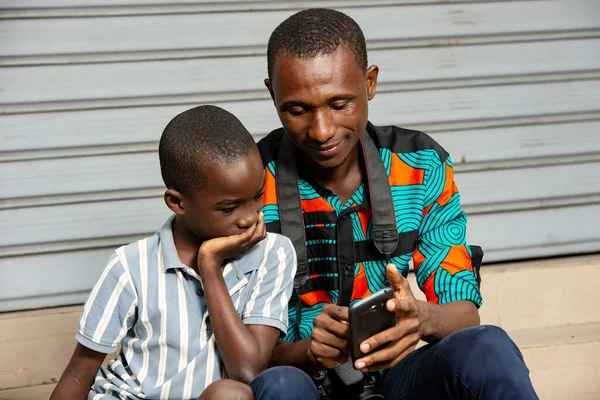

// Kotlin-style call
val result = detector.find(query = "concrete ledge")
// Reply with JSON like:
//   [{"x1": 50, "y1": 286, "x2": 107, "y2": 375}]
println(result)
[{"x1": 0, "y1": 255, "x2": 598, "y2": 397}]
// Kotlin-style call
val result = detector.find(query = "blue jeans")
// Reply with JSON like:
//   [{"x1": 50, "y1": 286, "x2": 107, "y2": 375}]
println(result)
[
  {"x1": 250, "y1": 366, "x2": 319, "y2": 400},
  {"x1": 380, "y1": 325, "x2": 538, "y2": 399}
]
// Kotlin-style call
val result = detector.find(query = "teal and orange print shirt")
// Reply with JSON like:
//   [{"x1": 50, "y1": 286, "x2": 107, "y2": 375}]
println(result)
[{"x1": 258, "y1": 122, "x2": 482, "y2": 342}]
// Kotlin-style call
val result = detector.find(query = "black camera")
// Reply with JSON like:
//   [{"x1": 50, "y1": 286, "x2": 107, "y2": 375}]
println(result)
[{"x1": 313, "y1": 361, "x2": 384, "y2": 400}]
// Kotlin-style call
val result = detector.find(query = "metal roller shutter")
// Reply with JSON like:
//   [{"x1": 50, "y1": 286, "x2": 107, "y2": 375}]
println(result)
[{"x1": 1, "y1": 0, "x2": 599, "y2": 311}]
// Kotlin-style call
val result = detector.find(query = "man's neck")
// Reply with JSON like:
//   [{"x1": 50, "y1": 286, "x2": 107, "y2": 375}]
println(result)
[
  {"x1": 171, "y1": 216, "x2": 201, "y2": 272},
  {"x1": 298, "y1": 143, "x2": 364, "y2": 204}
]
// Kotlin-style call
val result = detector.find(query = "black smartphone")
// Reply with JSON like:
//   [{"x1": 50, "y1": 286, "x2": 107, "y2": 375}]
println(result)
[{"x1": 349, "y1": 288, "x2": 396, "y2": 362}]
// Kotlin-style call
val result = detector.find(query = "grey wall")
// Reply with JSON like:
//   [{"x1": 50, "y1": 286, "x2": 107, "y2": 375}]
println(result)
[{"x1": 1, "y1": 0, "x2": 599, "y2": 311}]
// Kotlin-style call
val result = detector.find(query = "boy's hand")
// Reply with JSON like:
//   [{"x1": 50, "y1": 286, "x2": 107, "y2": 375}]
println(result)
[{"x1": 197, "y1": 212, "x2": 266, "y2": 271}]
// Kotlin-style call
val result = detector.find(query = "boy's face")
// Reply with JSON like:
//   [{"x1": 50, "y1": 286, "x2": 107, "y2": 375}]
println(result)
[{"x1": 179, "y1": 149, "x2": 265, "y2": 241}]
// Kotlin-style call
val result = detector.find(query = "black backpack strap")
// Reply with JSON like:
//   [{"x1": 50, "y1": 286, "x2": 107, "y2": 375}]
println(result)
[
  {"x1": 275, "y1": 134, "x2": 308, "y2": 291},
  {"x1": 361, "y1": 133, "x2": 399, "y2": 260}
]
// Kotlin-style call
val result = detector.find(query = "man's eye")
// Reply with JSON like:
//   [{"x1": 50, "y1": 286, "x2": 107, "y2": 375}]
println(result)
[
  {"x1": 331, "y1": 102, "x2": 348, "y2": 111},
  {"x1": 221, "y1": 206, "x2": 238, "y2": 215},
  {"x1": 287, "y1": 108, "x2": 306, "y2": 116}
]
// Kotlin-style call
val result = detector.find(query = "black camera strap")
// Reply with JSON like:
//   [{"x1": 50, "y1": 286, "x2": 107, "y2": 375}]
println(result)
[{"x1": 275, "y1": 131, "x2": 398, "y2": 318}]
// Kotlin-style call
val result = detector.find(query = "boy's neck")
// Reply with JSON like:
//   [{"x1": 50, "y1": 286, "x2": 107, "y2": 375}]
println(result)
[{"x1": 172, "y1": 215, "x2": 202, "y2": 273}]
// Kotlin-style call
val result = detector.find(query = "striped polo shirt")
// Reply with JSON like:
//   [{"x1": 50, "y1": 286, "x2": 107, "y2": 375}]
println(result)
[{"x1": 77, "y1": 215, "x2": 297, "y2": 399}]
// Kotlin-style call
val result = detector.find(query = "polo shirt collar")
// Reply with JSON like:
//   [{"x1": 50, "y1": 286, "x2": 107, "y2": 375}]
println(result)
[
  {"x1": 158, "y1": 215, "x2": 253, "y2": 295},
  {"x1": 159, "y1": 214, "x2": 187, "y2": 271}
]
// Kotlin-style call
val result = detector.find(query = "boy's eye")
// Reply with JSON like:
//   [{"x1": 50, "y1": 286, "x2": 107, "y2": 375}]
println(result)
[
  {"x1": 221, "y1": 206, "x2": 238, "y2": 215},
  {"x1": 254, "y1": 191, "x2": 265, "y2": 200}
]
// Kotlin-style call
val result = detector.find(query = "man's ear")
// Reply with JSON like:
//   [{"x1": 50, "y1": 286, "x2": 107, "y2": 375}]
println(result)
[
  {"x1": 366, "y1": 65, "x2": 379, "y2": 101},
  {"x1": 164, "y1": 189, "x2": 186, "y2": 216},
  {"x1": 264, "y1": 78, "x2": 275, "y2": 102}
]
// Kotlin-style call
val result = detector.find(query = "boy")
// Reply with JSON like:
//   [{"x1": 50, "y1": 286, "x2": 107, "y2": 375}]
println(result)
[{"x1": 51, "y1": 106, "x2": 318, "y2": 400}]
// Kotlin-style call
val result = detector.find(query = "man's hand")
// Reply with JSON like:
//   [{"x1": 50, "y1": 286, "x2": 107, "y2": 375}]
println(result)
[
  {"x1": 197, "y1": 212, "x2": 267, "y2": 272},
  {"x1": 308, "y1": 304, "x2": 352, "y2": 369},
  {"x1": 354, "y1": 264, "x2": 423, "y2": 372}
]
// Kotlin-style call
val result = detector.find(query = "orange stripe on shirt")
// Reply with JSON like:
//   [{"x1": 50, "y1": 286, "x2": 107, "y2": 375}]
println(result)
[
  {"x1": 421, "y1": 270, "x2": 439, "y2": 304},
  {"x1": 301, "y1": 197, "x2": 335, "y2": 213},
  {"x1": 358, "y1": 209, "x2": 372, "y2": 237},
  {"x1": 262, "y1": 167, "x2": 278, "y2": 207},
  {"x1": 412, "y1": 248, "x2": 426, "y2": 271},
  {"x1": 441, "y1": 246, "x2": 473, "y2": 275},
  {"x1": 351, "y1": 263, "x2": 373, "y2": 301},
  {"x1": 388, "y1": 153, "x2": 425, "y2": 187},
  {"x1": 301, "y1": 291, "x2": 332, "y2": 307},
  {"x1": 436, "y1": 162, "x2": 456, "y2": 207}
]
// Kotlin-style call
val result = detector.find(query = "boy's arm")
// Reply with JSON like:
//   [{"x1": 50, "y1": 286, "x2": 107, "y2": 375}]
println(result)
[
  {"x1": 50, "y1": 343, "x2": 106, "y2": 400},
  {"x1": 201, "y1": 264, "x2": 281, "y2": 383},
  {"x1": 198, "y1": 214, "x2": 298, "y2": 383}
]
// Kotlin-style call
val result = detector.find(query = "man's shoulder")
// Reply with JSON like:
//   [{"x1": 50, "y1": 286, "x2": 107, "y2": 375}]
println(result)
[
  {"x1": 257, "y1": 128, "x2": 284, "y2": 166},
  {"x1": 367, "y1": 122, "x2": 449, "y2": 162}
]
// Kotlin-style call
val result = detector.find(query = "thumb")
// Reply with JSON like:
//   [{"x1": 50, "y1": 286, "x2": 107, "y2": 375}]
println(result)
[{"x1": 386, "y1": 264, "x2": 415, "y2": 300}]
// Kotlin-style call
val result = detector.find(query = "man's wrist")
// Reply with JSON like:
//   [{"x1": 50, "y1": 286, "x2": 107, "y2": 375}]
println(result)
[{"x1": 416, "y1": 300, "x2": 433, "y2": 339}]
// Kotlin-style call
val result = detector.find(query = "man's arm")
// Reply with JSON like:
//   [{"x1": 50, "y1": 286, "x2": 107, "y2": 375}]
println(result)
[
  {"x1": 50, "y1": 344, "x2": 105, "y2": 400},
  {"x1": 411, "y1": 154, "x2": 482, "y2": 337},
  {"x1": 418, "y1": 300, "x2": 479, "y2": 343},
  {"x1": 353, "y1": 154, "x2": 481, "y2": 371}
]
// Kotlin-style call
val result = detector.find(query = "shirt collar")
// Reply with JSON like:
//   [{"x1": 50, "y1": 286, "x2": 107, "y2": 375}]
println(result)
[
  {"x1": 158, "y1": 214, "x2": 187, "y2": 271},
  {"x1": 158, "y1": 215, "x2": 252, "y2": 295}
]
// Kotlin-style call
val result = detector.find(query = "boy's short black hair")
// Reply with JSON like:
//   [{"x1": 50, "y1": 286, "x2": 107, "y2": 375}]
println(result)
[
  {"x1": 159, "y1": 105, "x2": 257, "y2": 196},
  {"x1": 267, "y1": 8, "x2": 368, "y2": 78}
]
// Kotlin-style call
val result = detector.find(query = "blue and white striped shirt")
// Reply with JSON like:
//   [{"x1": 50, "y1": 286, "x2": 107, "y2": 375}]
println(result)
[{"x1": 77, "y1": 216, "x2": 297, "y2": 399}]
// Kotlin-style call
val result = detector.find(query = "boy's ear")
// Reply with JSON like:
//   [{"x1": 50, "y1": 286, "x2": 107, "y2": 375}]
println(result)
[{"x1": 164, "y1": 189, "x2": 186, "y2": 216}]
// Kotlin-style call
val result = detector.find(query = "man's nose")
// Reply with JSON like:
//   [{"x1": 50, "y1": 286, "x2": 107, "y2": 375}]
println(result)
[{"x1": 308, "y1": 109, "x2": 336, "y2": 143}]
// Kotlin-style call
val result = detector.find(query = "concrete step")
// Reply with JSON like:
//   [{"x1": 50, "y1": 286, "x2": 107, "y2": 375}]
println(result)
[
  {"x1": 515, "y1": 322, "x2": 600, "y2": 400},
  {"x1": 0, "y1": 254, "x2": 598, "y2": 398}
]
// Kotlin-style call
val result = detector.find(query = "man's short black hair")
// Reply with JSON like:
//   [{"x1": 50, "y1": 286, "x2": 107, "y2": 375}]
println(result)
[
  {"x1": 267, "y1": 8, "x2": 368, "y2": 78},
  {"x1": 159, "y1": 105, "x2": 257, "y2": 195}
]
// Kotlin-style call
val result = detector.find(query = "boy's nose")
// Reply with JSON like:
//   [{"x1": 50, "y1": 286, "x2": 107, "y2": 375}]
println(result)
[{"x1": 237, "y1": 208, "x2": 259, "y2": 229}]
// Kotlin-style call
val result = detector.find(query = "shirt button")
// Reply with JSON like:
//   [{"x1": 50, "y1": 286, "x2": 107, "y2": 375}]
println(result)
[
  {"x1": 196, "y1": 288, "x2": 204, "y2": 296},
  {"x1": 344, "y1": 264, "x2": 353, "y2": 275}
]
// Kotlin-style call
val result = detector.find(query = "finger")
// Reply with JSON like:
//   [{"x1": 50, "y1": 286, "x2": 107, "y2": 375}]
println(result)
[
  {"x1": 386, "y1": 264, "x2": 415, "y2": 300},
  {"x1": 322, "y1": 304, "x2": 349, "y2": 323},
  {"x1": 317, "y1": 357, "x2": 343, "y2": 369},
  {"x1": 312, "y1": 328, "x2": 350, "y2": 354},
  {"x1": 249, "y1": 213, "x2": 267, "y2": 244},
  {"x1": 361, "y1": 343, "x2": 417, "y2": 372},
  {"x1": 359, "y1": 319, "x2": 418, "y2": 354},
  {"x1": 386, "y1": 298, "x2": 417, "y2": 319},
  {"x1": 354, "y1": 333, "x2": 419, "y2": 371},
  {"x1": 310, "y1": 341, "x2": 349, "y2": 365},
  {"x1": 314, "y1": 312, "x2": 351, "y2": 339}
]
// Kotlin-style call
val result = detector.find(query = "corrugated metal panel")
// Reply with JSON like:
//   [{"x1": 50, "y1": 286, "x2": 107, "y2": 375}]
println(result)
[{"x1": 1, "y1": 0, "x2": 599, "y2": 311}]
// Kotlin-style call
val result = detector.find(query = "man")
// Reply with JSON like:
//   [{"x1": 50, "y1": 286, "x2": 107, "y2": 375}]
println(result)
[{"x1": 258, "y1": 8, "x2": 538, "y2": 400}]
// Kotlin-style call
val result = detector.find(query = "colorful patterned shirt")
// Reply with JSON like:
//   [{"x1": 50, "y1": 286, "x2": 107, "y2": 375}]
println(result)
[{"x1": 258, "y1": 123, "x2": 482, "y2": 342}]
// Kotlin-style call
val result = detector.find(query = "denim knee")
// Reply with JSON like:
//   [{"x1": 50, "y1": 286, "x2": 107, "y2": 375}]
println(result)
[
  {"x1": 250, "y1": 366, "x2": 319, "y2": 400},
  {"x1": 440, "y1": 325, "x2": 534, "y2": 392}
]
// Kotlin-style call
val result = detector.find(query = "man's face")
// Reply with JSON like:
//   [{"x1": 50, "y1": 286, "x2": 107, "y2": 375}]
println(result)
[
  {"x1": 183, "y1": 150, "x2": 265, "y2": 241},
  {"x1": 266, "y1": 46, "x2": 378, "y2": 169}
]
